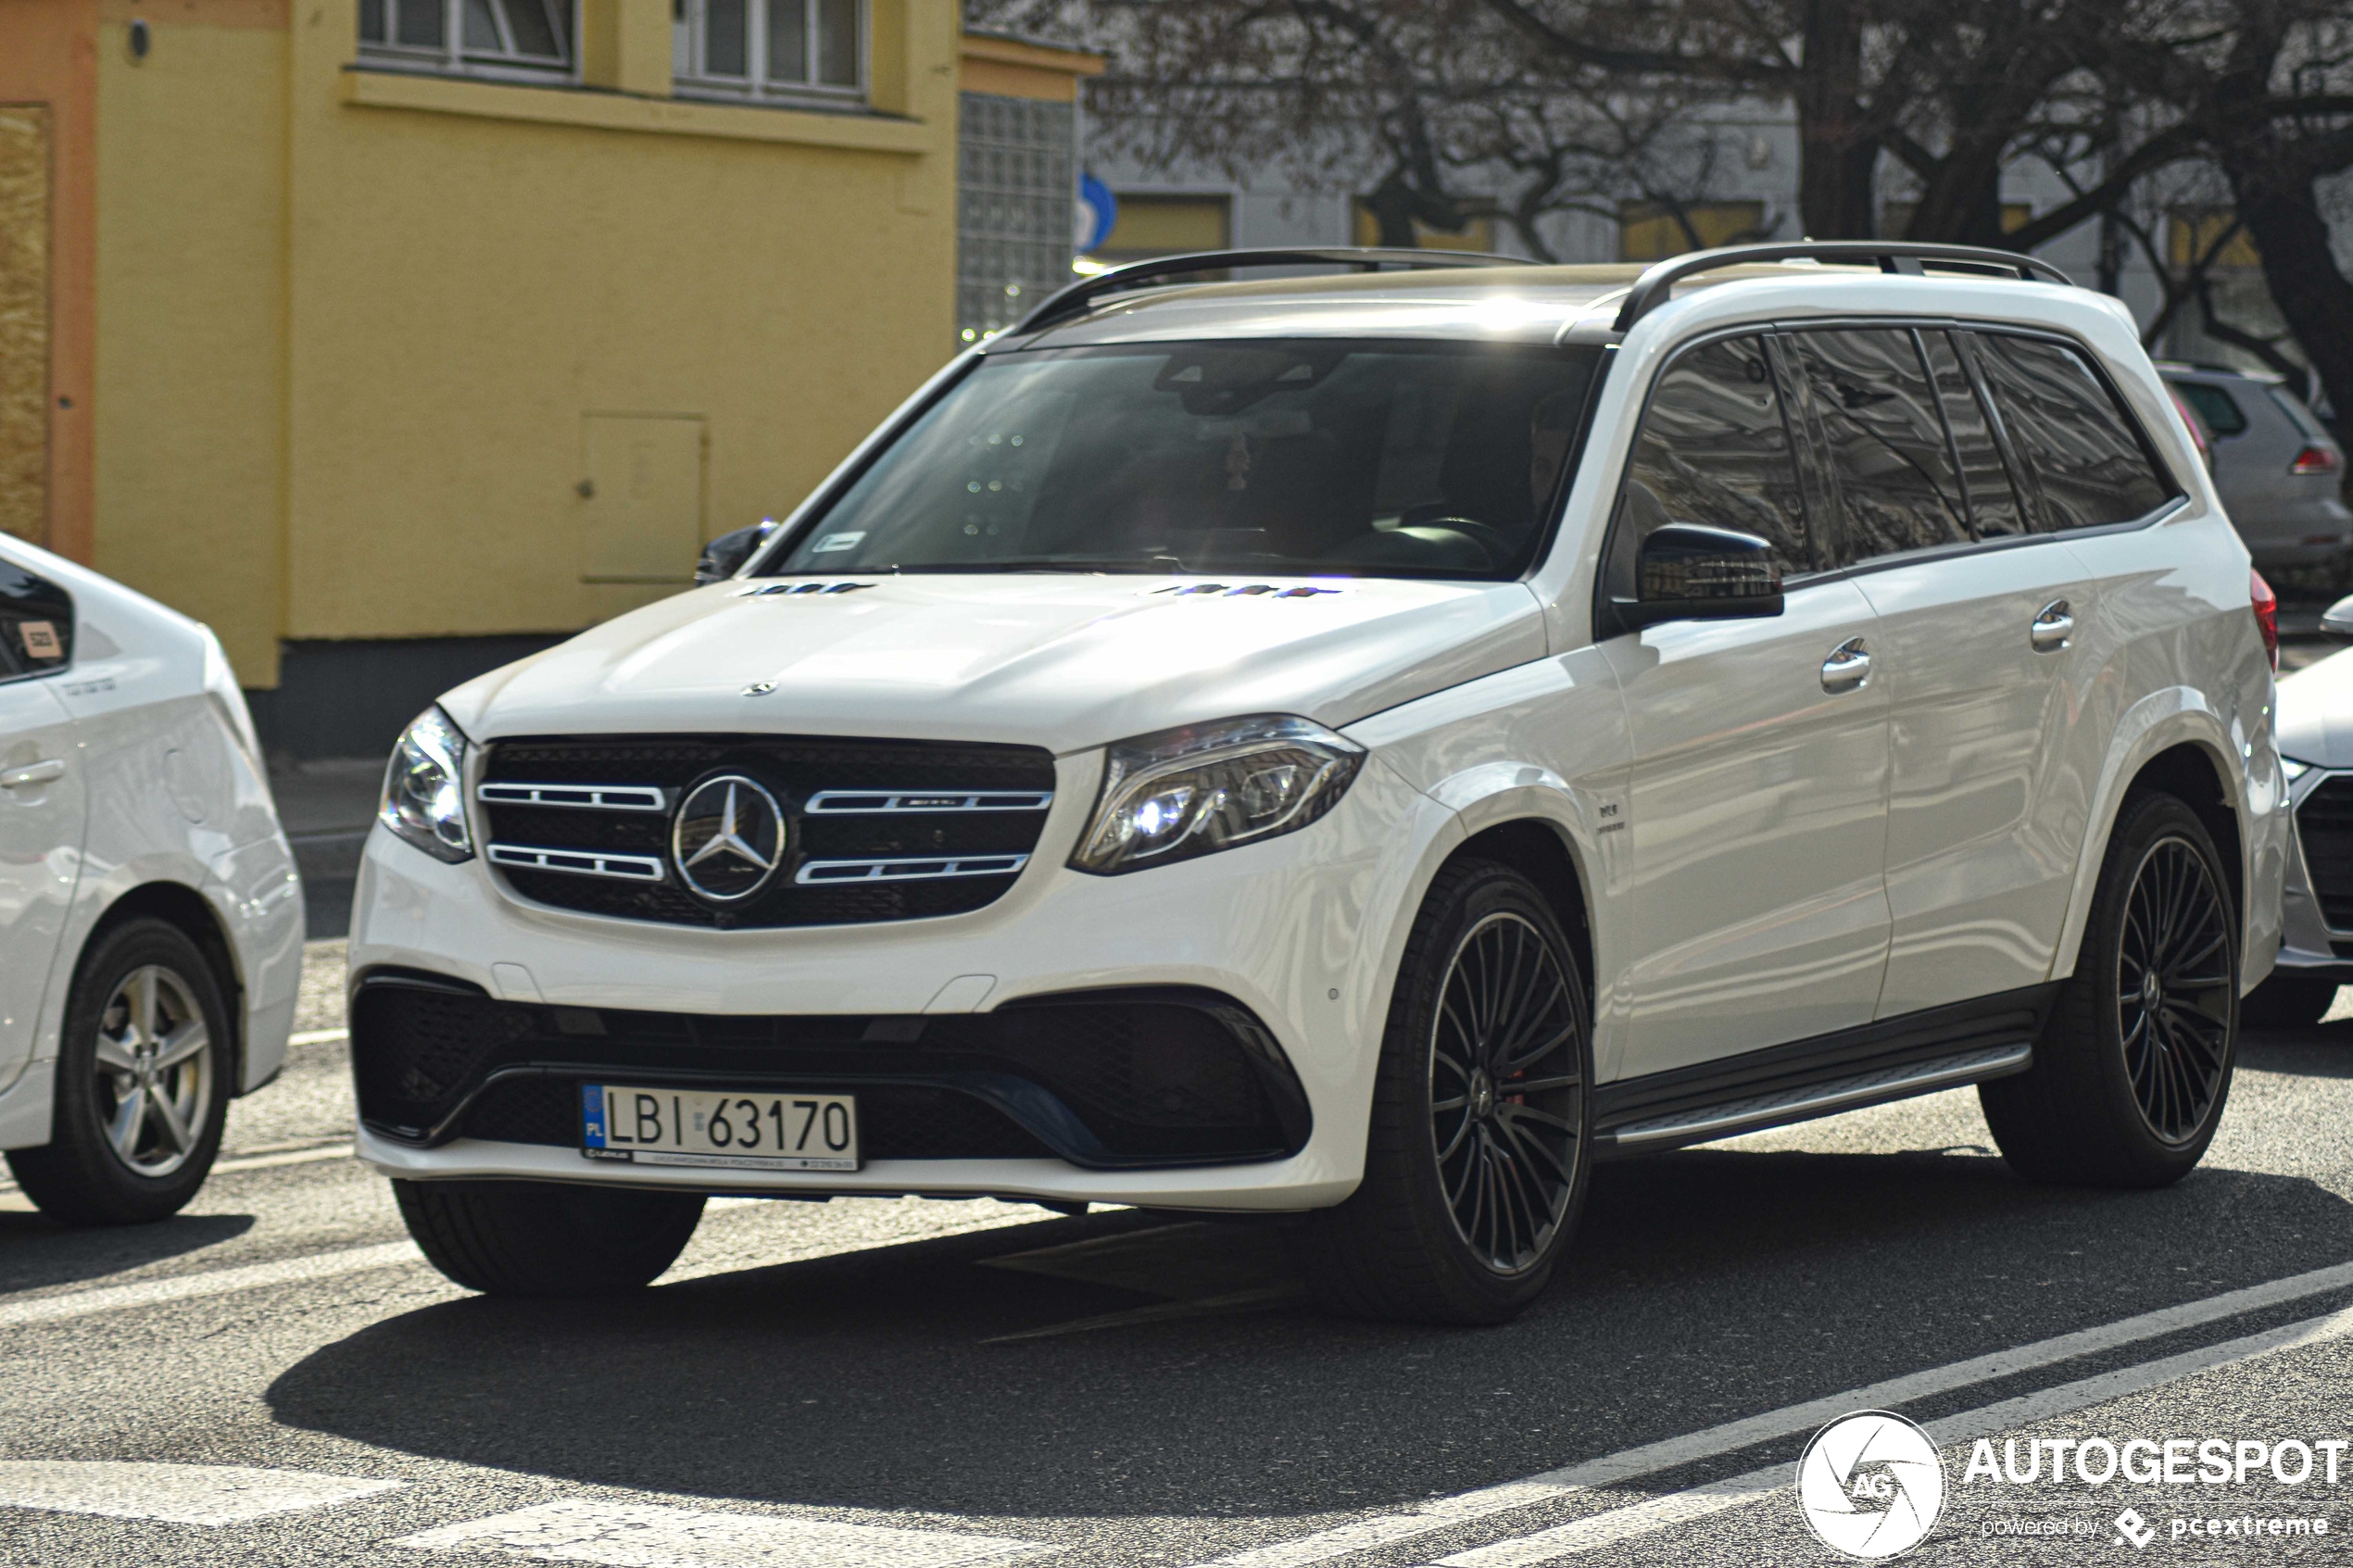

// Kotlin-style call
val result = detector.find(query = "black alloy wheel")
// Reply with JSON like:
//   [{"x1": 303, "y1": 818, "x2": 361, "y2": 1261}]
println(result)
[
  {"x1": 2116, "y1": 835, "x2": 2233, "y2": 1143},
  {"x1": 1291, "y1": 859, "x2": 1593, "y2": 1324},
  {"x1": 1982, "y1": 792, "x2": 2237, "y2": 1187},
  {"x1": 1430, "y1": 909, "x2": 1584, "y2": 1273}
]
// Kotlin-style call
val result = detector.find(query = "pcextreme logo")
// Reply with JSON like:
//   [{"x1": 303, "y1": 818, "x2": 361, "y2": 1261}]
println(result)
[{"x1": 1795, "y1": 1411, "x2": 1947, "y2": 1560}]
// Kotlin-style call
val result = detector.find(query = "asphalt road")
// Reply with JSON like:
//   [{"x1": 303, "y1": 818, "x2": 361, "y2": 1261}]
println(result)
[{"x1": 4, "y1": 942, "x2": 2353, "y2": 1567}]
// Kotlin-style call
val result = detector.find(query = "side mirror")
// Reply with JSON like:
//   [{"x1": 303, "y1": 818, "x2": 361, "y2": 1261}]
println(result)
[
  {"x1": 696, "y1": 521, "x2": 778, "y2": 586},
  {"x1": 1620, "y1": 522, "x2": 1784, "y2": 630},
  {"x1": 2323, "y1": 594, "x2": 2353, "y2": 642}
]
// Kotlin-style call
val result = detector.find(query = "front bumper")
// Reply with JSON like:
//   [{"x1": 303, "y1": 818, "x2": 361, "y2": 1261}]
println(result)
[
  {"x1": 2273, "y1": 764, "x2": 2353, "y2": 983},
  {"x1": 347, "y1": 748, "x2": 1446, "y2": 1210}
]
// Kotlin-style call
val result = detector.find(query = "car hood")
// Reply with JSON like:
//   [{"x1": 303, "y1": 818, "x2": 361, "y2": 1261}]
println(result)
[
  {"x1": 2277, "y1": 646, "x2": 2353, "y2": 767},
  {"x1": 439, "y1": 574, "x2": 1547, "y2": 755}
]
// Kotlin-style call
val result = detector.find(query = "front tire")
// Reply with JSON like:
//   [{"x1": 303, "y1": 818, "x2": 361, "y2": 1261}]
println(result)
[
  {"x1": 6, "y1": 919, "x2": 232, "y2": 1226},
  {"x1": 1290, "y1": 859, "x2": 1593, "y2": 1324},
  {"x1": 1981, "y1": 793, "x2": 2238, "y2": 1187},
  {"x1": 395, "y1": 1179, "x2": 705, "y2": 1296}
]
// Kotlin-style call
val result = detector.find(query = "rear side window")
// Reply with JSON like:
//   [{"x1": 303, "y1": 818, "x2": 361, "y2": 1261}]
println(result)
[
  {"x1": 2173, "y1": 382, "x2": 2248, "y2": 437},
  {"x1": 1970, "y1": 333, "x2": 2178, "y2": 530},
  {"x1": 1787, "y1": 328, "x2": 1967, "y2": 567},
  {"x1": 0, "y1": 562, "x2": 71, "y2": 680},
  {"x1": 1612, "y1": 334, "x2": 1811, "y2": 583},
  {"x1": 1921, "y1": 331, "x2": 2028, "y2": 539},
  {"x1": 2269, "y1": 385, "x2": 2332, "y2": 442}
]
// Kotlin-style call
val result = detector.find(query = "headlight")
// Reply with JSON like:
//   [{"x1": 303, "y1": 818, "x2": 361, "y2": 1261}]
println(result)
[
  {"x1": 2283, "y1": 757, "x2": 2313, "y2": 783},
  {"x1": 1072, "y1": 714, "x2": 1364, "y2": 875},
  {"x1": 381, "y1": 706, "x2": 473, "y2": 863}
]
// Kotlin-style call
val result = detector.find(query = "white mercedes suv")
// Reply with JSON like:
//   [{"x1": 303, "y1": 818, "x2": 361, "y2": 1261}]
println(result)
[{"x1": 351, "y1": 244, "x2": 2286, "y2": 1323}]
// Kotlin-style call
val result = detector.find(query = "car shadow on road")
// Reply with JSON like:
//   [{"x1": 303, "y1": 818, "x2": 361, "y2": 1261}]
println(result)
[
  {"x1": 264, "y1": 1149, "x2": 2353, "y2": 1524},
  {"x1": 0, "y1": 1210, "x2": 256, "y2": 1293},
  {"x1": 2242, "y1": 1025, "x2": 2353, "y2": 1078}
]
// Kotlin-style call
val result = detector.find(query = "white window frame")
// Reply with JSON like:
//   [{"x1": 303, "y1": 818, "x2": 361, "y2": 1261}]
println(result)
[
  {"x1": 359, "y1": 0, "x2": 579, "y2": 82},
  {"x1": 673, "y1": 0, "x2": 867, "y2": 107}
]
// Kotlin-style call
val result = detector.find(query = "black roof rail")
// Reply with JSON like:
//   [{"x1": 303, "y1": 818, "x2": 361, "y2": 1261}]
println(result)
[
  {"x1": 1008, "y1": 246, "x2": 1527, "y2": 338},
  {"x1": 1613, "y1": 242, "x2": 2076, "y2": 333}
]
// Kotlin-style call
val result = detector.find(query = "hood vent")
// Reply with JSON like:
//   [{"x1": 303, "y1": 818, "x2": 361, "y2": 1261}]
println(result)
[
  {"x1": 737, "y1": 582, "x2": 875, "y2": 597},
  {"x1": 1148, "y1": 583, "x2": 1342, "y2": 599}
]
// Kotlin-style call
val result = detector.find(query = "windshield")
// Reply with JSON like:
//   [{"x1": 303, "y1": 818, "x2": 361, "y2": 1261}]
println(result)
[{"x1": 763, "y1": 340, "x2": 1602, "y2": 580}]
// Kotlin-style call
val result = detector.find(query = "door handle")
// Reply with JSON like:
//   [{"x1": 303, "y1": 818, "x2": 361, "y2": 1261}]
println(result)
[
  {"x1": 1821, "y1": 636, "x2": 1872, "y2": 693},
  {"x1": 2032, "y1": 599, "x2": 2074, "y2": 652},
  {"x1": 0, "y1": 759, "x2": 65, "y2": 789}
]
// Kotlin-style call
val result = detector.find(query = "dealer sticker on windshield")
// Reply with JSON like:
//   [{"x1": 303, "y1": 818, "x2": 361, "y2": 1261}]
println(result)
[{"x1": 581, "y1": 1084, "x2": 860, "y2": 1171}]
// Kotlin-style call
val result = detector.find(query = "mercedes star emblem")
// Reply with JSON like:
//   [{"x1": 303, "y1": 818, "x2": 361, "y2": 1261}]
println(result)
[{"x1": 670, "y1": 774, "x2": 786, "y2": 903}]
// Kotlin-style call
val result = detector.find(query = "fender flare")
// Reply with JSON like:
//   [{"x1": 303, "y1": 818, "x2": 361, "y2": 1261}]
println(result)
[
  {"x1": 2047, "y1": 688, "x2": 2251, "y2": 985},
  {"x1": 1351, "y1": 761, "x2": 1617, "y2": 1080}
]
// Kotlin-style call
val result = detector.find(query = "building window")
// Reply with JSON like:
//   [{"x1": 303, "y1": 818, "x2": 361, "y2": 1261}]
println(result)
[
  {"x1": 1878, "y1": 200, "x2": 2032, "y2": 239},
  {"x1": 358, "y1": 0, "x2": 575, "y2": 76},
  {"x1": 1351, "y1": 201, "x2": 1495, "y2": 253},
  {"x1": 673, "y1": 0, "x2": 863, "y2": 104},
  {"x1": 957, "y1": 93, "x2": 1075, "y2": 342},
  {"x1": 1091, "y1": 194, "x2": 1229, "y2": 265},
  {"x1": 1617, "y1": 200, "x2": 1768, "y2": 261}
]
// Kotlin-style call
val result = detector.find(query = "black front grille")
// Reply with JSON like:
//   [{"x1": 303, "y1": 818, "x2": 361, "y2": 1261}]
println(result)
[
  {"x1": 481, "y1": 734, "x2": 1057, "y2": 929},
  {"x1": 2300, "y1": 775, "x2": 2353, "y2": 928},
  {"x1": 352, "y1": 972, "x2": 1311, "y2": 1169}
]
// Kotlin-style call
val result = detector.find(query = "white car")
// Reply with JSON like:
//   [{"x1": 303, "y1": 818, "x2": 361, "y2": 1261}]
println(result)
[
  {"x1": 352, "y1": 243, "x2": 2285, "y2": 1323},
  {"x1": 2251, "y1": 599, "x2": 2353, "y2": 1023},
  {"x1": 0, "y1": 538, "x2": 304, "y2": 1224}
]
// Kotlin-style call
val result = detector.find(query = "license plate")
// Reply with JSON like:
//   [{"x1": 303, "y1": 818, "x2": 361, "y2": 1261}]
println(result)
[{"x1": 581, "y1": 1085, "x2": 860, "y2": 1171}]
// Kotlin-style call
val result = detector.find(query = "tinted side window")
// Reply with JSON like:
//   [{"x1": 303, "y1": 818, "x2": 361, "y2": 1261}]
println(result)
[
  {"x1": 1613, "y1": 334, "x2": 1810, "y2": 583},
  {"x1": 0, "y1": 563, "x2": 70, "y2": 680},
  {"x1": 1921, "y1": 330, "x2": 2027, "y2": 539},
  {"x1": 1971, "y1": 333, "x2": 2178, "y2": 530},
  {"x1": 1789, "y1": 328, "x2": 1967, "y2": 567}
]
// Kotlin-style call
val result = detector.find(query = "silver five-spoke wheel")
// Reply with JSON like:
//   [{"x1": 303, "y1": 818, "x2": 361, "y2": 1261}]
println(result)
[{"x1": 93, "y1": 964, "x2": 213, "y2": 1178}]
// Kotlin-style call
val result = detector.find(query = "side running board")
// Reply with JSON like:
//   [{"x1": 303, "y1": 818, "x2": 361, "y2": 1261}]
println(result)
[{"x1": 1592, "y1": 985, "x2": 2055, "y2": 1157}]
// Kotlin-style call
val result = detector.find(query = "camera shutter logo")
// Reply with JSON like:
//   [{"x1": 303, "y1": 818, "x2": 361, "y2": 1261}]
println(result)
[
  {"x1": 1795, "y1": 1411, "x2": 1945, "y2": 1560},
  {"x1": 671, "y1": 775, "x2": 786, "y2": 902}
]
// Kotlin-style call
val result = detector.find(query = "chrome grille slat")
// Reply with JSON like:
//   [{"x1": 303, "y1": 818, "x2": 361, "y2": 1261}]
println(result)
[
  {"x1": 804, "y1": 789, "x2": 1053, "y2": 814},
  {"x1": 478, "y1": 783, "x2": 669, "y2": 813},
  {"x1": 486, "y1": 844, "x2": 668, "y2": 883},
  {"x1": 796, "y1": 854, "x2": 1031, "y2": 885}
]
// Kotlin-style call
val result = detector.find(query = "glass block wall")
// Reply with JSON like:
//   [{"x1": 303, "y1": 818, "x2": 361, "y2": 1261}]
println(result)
[{"x1": 957, "y1": 93, "x2": 1076, "y2": 343}]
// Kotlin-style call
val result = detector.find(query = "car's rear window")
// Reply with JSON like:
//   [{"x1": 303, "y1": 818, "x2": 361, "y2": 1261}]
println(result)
[
  {"x1": 2173, "y1": 381, "x2": 2248, "y2": 437},
  {"x1": 763, "y1": 340, "x2": 1602, "y2": 580}
]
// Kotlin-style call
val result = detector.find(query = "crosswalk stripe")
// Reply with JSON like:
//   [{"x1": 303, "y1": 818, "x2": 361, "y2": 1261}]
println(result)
[
  {"x1": 1182, "y1": 1257, "x2": 2353, "y2": 1568},
  {"x1": 0, "y1": 1241, "x2": 424, "y2": 1329},
  {"x1": 395, "y1": 1499, "x2": 1043, "y2": 1567},
  {"x1": 1423, "y1": 1299, "x2": 2353, "y2": 1565},
  {"x1": 0, "y1": 1461, "x2": 402, "y2": 1525}
]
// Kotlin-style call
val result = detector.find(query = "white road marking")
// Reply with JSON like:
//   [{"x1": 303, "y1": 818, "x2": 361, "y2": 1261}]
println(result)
[
  {"x1": 0, "y1": 1241, "x2": 424, "y2": 1330},
  {"x1": 396, "y1": 1499, "x2": 1042, "y2": 1567},
  {"x1": 1425, "y1": 1299, "x2": 2353, "y2": 1565},
  {"x1": 1182, "y1": 1258, "x2": 2353, "y2": 1568},
  {"x1": 0, "y1": 1461, "x2": 402, "y2": 1525},
  {"x1": 289, "y1": 1028, "x2": 348, "y2": 1047},
  {"x1": 211, "y1": 1145, "x2": 352, "y2": 1174}
]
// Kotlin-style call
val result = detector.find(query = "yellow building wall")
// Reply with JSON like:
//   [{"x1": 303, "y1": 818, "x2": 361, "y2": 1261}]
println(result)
[
  {"x1": 92, "y1": 4, "x2": 290, "y2": 684},
  {"x1": 278, "y1": 0, "x2": 963, "y2": 646}
]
